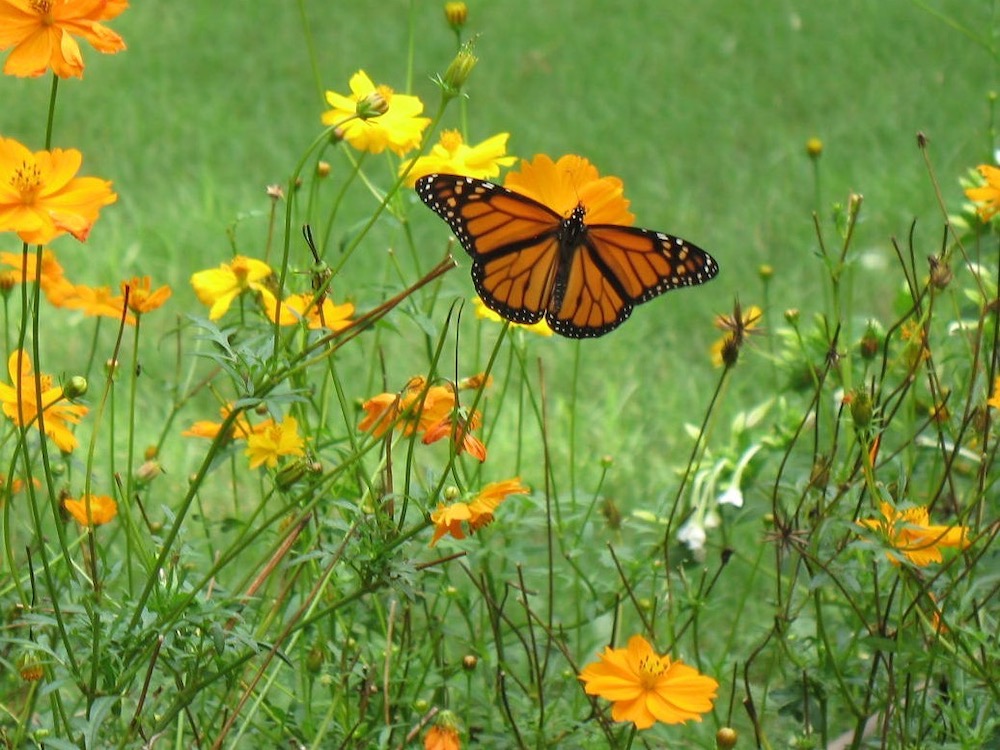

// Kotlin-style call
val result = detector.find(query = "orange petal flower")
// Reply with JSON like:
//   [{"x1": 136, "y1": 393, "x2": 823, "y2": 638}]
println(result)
[
  {"x1": 579, "y1": 635, "x2": 719, "y2": 729},
  {"x1": 359, "y1": 380, "x2": 456, "y2": 439},
  {"x1": 424, "y1": 710, "x2": 461, "y2": 750},
  {"x1": 429, "y1": 478, "x2": 527, "y2": 546},
  {"x1": 48, "y1": 281, "x2": 133, "y2": 323},
  {"x1": 503, "y1": 154, "x2": 634, "y2": 225},
  {"x1": 63, "y1": 493, "x2": 117, "y2": 526},
  {"x1": 123, "y1": 276, "x2": 171, "y2": 315},
  {"x1": 0, "y1": 0, "x2": 128, "y2": 79},
  {"x1": 0, "y1": 137, "x2": 117, "y2": 244},
  {"x1": 0, "y1": 349, "x2": 87, "y2": 452},
  {"x1": 182, "y1": 404, "x2": 257, "y2": 442},
  {"x1": 858, "y1": 502, "x2": 969, "y2": 567},
  {"x1": 422, "y1": 409, "x2": 486, "y2": 462}
]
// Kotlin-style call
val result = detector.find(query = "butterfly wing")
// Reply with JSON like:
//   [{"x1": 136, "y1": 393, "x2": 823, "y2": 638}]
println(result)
[
  {"x1": 416, "y1": 174, "x2": 564, "y2": 325},
  {"x1": 546, "y1": 225, "x2": 719, "y2": 338}
]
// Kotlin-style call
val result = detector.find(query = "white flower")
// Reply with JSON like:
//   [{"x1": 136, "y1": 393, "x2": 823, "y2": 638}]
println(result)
[
  {"x1": 677, "y1": 517, "x2": 706, "y2": 552},
  {"x1": 716, "y1": 445, "x2": 761, "y2": 508}
]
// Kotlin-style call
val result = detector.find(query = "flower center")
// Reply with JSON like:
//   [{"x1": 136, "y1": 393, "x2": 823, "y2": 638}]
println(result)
[
  {"x1": 375, "y1": 84, "x2": 394, "y2": 105},
  {"x1": 29, "y1": 0, "x2": 54, "y2": 22},
  {"x1": 440, "y1": 130, "x2": 464, "y2": 154},
  {"x1": 637, "y1": 653, "x2": 669, "y2": 687},
  {"x1": 11, "y1": 160, "x2": 43, "y2": 204}
]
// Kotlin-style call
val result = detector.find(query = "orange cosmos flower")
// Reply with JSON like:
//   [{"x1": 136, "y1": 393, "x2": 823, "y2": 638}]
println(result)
[
  {"x1": 987, "y1": 377, "x2": 1000, "y2": 410},
  {"x1": 322, "y1": 70, "x2": 430, "y2": 156},
  {"x1": 190, "y1": 255, "x2": 273, "y2": 320},
  {"x1": 182, "y1": 404, "x2": 257, "y2": 442},
  {"x1": 400, "y1": 130, "x2": 516, "y2": 186},
  {"x1": 422, "y1": 409, "x2": 486, "y2": 462},
  {"x1": 0, "y1": 0, "x2": 128, "y2": 79},
  {"x1": 359, "y1": 379, "x2": 456, "y2": 439},
  {"x1": 504, "y1": 154, "x2": 634, "y2": 225},
  {"x1": 424, "y1": 710, "x2": 461, "y2": 750},
  {"x1": 965, "y1": 165, "x2": 1000, "y2": 221},
  {"x1": 259, "y1": 289, "x2": 354, "y2": 331},
  {"x1": 123, "y1": 276, "x2": 171, "y2": 315},
  {"x1": 46, "y1": 281, "x2": 133, "y2": 323},
  {"x1": 0, "y1": 136, "x2": 116, "y2": 244},
  {"x1": 245, "y1": 415, "x2": 306, "y2": 469},
  {"x1": 429, "y1": 478, "x2": 528, "y2": 546},
  {"x1": 858, "y1": 501, "x2": 969, "y2": 567},
  {"x1": 0, "y1": 349, "x2": 88, "y2": 452},
  {"x1": 579, "y1": 635, "x2": 719, "y2": 729},
  {"x1": 63, "y1": 493, "x2": 117, "y2": 526}
]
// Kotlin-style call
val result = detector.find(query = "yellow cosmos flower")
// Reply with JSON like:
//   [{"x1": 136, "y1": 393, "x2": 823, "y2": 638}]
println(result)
[
  {"x1": 0, "y1": 349, "x2": 88, "y2": 452},
  {"x1": 429, "y1": 478, "x2": 528, "y2": 546},
  {"x1": 123, "y1": 276, "x2": 171, "y2": 315},
  {"x1": 988, "y1": 377, "x2": 1000, "y2": 410},
  {"x1": 321, "y1": 70, "x2": 430, "y2": 156},
  {"x1": 504, "y1": 154, "x2": 634, "y2": 225},
  {"x1": 0, "y1": 136, "x2": 117, "y2": 244},
  {"x1": 259, "y1": 289, "x2": 354, "y2": 331},
  {"x1": 190, "y1": 256, "x2": 273, "y2": 320},
  {"x1": 965, "y1": 165, "x2": 1000, "y2": 221},
  {"x1": 0, "y1": 0, "x2": 128, "y2": 79},
  {"x1": 579, "y1": 635, "x2": 719, "y2": 729},
  {"x1": 246, "y1": 415, "x2": 306, "y2": 469},
  {"x1": 472, "y1": 296, "x2": 553, "y2": 336},
  {"x1": 400, "y1": 130, "x2": 516, "y2": 186},
  {"x1": 858, "y1": 502, "x2": 969, "y2": 567},
  {"x1": 63, "y1": 493, "x2": 117, "y2": 526}
]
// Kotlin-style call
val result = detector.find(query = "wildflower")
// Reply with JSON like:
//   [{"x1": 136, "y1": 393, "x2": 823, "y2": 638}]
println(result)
[
  {"x1": 710, "y1": 301, "x2": 763, "y2": 367},
  {"x1": 965, "y1": 164, "x2": 1000, "y2": 221},
  {"x1": 17, "y1": 652, "x2": 43, "y2": 681},
  {"x1": 0, "y1": 137, "x2": 117, "y2": 244},
  {"x1": 424, "y1": 710, "x2": 461, "y2": 750},
  {"x1": 401, "y1": 130, "x2": 516, "y2": 186},
  {"x1": 472, "y1": 296, "x2": 553, "y2": 336},
  {"x1": 190, "y1": 256, "x2": 273, "y2": 320},
  {"x1": 0, "y1": 0, "x2": 127, "y2": 78},
  {"x1": 63, "y1": 494, "x2": 117, "y2": 526},
  {"x1": 422, "y1": 408, "x2": 487, "y2": 462},
  {"x1": 47, "y1": 282, "x2": 133, "y2": 323},
  {"x1": 987, "y1": 377, "x2": 1000, "y2": 410},
  {"x1": 0, "y1": 350, "x2": 87, "y2": 452},
  {"x1": 123, "y1": 276, "x2": 171, "y2": 315},
  {"x1": 259, "y1": 290, "x2": 354, "y2": 331},
  {"x1": 358, "y1": 379, "x2": 455, "y2": 439},
  {"x1": 504, "y1": 153, "x2": 634, "y2": 225},
  {"x1": 858, "y1": 501, "x2": 969, "y2": 567},
  {"x1": 0, "y1": 248, "x2": 69, "y2": 300},
  {"x1": 321, "y1": 70, "x2": 429, "y2": 156},
  {"x1": 182, "y1": 404, "x2": 256, "y2": 442},
  {"x1": 805, "y1": 137, "x2": 823, "y2": 158},
  {"x1": 578, "y1": 634, "x2": 719, "y2": 729},
  {"x1": 716, "y1": 445, "x2": 761, "y2": 508},
  {"x1": 245, "y1": 415, "x2": 306, "y2": 469},
  {"x1": 430, "y1": 478, "x2": 528, "y2": 546}
]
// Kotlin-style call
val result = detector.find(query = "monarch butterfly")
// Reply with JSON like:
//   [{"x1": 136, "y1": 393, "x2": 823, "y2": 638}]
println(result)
[{"x1": 416, "y1": 173, "x2": 719, "y2": 338}]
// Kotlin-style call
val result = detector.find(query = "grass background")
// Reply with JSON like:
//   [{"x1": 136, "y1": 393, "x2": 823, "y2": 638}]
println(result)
[
  {"x1": 3, "y1": 0, "x2": 993, "y2": 548},
  {"x1": 1, "y1": 1, "x2": 996, "y2": 746}
]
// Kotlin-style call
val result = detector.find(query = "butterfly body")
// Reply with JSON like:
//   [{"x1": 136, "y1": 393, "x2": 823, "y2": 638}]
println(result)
[{"x1": 417, "y1": 173, "x2": 719, "y2": 338}]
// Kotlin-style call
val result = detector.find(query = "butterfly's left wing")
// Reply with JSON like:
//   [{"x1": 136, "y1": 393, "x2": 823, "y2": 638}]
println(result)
[
  {"x1": 416, "y1": 173, "x2": 564, "y2": 326},
  {"x1": 546, "y1": 225, "x2": 719, "y2": 338}
]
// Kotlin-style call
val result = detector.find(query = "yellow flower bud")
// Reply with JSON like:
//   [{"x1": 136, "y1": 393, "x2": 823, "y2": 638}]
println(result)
[
  {"x1": 806, "y1": 137, "x2": 823, "y2": 158},
  {"x1": 444, "y1": 1, "x2": 468, "y2": 30}
]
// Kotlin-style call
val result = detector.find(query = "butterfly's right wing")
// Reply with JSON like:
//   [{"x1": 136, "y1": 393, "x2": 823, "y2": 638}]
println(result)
[{"x1": 416, "y1": 174, "x2": 563, "y2": 326}]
